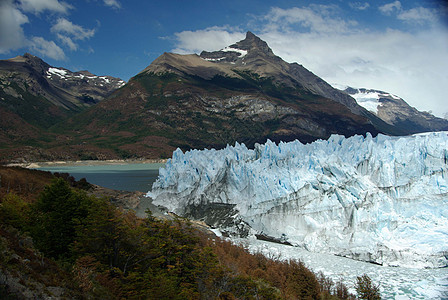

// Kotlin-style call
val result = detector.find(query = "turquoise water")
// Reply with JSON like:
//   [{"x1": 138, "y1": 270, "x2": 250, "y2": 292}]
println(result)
[{"x1": 37, "y1": 163, "x2": 164, "y2": 192}]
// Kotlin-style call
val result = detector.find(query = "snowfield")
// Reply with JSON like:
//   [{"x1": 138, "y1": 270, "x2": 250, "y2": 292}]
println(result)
[{"x1": 148, "y1": 132, "x2": 448, "y2": 269}]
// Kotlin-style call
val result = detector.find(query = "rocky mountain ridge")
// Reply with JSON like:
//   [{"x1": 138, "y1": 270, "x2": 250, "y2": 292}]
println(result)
[
  {"x1": 1, "y1": 32, "x2": 447, "y2": 162},
  {"x1": 0, "y1": 53, "x2": 126, "y2": 162},
  {"x1": 58, "y1": 32, "x2": 381, "y2": 159},
  {"x1": 339, "y1": 86, "x2": 448, "y2": 134},
  {"x1": 1, "y1": 53, "x2": 125, "y2": 113},
  {"x1": 144, "y1": 32, "x2": 365, "y2": 115}
]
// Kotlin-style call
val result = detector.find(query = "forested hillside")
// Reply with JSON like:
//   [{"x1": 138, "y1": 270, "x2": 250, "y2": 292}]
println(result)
[{"x1": 0, "y1": 167, "x2": 379, "y2": 299}]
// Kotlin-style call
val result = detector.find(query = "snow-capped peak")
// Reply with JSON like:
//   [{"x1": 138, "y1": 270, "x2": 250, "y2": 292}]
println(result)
[{"x1": 331, "y1": 84, "x2": 402, "y2": 115}]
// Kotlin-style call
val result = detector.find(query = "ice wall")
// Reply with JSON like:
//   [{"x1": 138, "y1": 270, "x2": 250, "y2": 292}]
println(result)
[{"x1": 147, "y1": 132, "x2": 448, "y2": 268}]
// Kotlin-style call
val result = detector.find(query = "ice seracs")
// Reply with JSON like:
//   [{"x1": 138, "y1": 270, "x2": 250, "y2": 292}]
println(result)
[{"x1": 148, "y1": 132, "x2": 448, "y2": 268}]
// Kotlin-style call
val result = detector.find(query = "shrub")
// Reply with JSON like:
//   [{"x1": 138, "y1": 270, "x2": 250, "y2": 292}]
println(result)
[
  {"x1": 0, "y1": 193, "x2": 30, "y2": 229},
  {"x1": 355, "y1": 274, "x2": 381, "y2": 300}
]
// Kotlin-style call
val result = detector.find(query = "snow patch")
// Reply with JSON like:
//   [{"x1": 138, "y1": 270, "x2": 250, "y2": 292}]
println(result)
[
  {"x1": 221, "y1": 47, "x2": 248, "y2": 57},
  {"x1": 46, "y1": 68, "x2": 125, "y2": 87},
  {"x1": 99, "y1": 76, "x2": 110, "y2": 83},
  {"x1": 350, "y1": 90, "x2": 383, "y2": 114},
  {"x1": 47, "y1": 67, "x2": 68, "y2": 78},
  {"x1": 203, "y1": 57, "x2": 226, "y2": 62},
  {"x1": 331, "y1": 84, "x2": 403, "y2": 114}
]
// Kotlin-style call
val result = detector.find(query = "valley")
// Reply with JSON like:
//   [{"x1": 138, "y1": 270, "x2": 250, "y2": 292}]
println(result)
[
  {"x1": 1, "y1": 31, "x2": 448, "y2": 299},
  {"x1": 3, "y1": 32, "x2": 447, "y2": 164}
]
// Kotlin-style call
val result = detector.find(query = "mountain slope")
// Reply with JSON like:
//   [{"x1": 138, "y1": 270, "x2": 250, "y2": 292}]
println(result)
[
  {"x1": 0, "y1": 53, "x2": 125, "y2": 128},
  {"x1": 0, "y1": 53, "x2": 126, "y2": 162},
  {"x1": 2, "y1": 32, "x2": 444, "y2": 162},
  {"x1": 143, "y1": 32, "x2": 365, "y2": 115},
  {"x1": 57, "y1": 32, "x2": 380, "y2": 159},
  {"x1": 339, "y1": 87, "x2": 448, "y2": 134}
]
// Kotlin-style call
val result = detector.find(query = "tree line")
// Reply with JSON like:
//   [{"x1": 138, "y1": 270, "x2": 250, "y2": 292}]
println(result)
[{"x1": 0, "y1": 173, "x2": 380, "y2": 299}]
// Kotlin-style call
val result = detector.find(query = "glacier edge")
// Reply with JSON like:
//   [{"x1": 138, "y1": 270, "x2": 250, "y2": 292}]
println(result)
[{"x1": 147, "y1": 132, "x2": 448, "y2": 268}]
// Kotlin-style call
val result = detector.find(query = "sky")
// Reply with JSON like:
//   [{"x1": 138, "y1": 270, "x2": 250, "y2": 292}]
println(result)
[{"x1": 1, "y1": 0, "x2": 447, "y2": 117}]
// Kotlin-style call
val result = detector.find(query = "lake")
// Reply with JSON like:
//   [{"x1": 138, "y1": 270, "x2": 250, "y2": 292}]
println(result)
[{"x1": 37, "y1": 162, "x2": 165, "y2": 192}]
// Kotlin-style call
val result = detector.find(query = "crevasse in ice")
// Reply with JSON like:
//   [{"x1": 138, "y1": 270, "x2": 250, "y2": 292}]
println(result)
[{"x1": 147, "y1": 132, "x2": 448, "y2": 268}]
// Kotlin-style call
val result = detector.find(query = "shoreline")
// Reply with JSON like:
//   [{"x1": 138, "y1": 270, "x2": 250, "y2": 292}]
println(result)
[{"x1": 5, "y1": 158, "x2": 168, "y2": 169}]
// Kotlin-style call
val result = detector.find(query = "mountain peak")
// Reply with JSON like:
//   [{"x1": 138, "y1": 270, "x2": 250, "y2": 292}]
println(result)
[
  {"x1": 231, "y1": 31, "x2": 274, "y2": 55},
  {"x1": 6, "y1": 53, "x2": 39, "y2": 63},
  {"x1": 245, "y1": 31, "x2": 257, "y2": 38},
  {"x1": 199, "y1": 31, "x2": 274, "y2": 63},
  {"x1": 3, "y1": 53, "x2": 50, "y2": 74}
]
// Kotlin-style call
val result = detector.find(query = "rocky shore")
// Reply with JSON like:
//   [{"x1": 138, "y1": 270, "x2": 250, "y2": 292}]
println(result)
[{"x1": 5, "y1": 158, "x2": 168, "y2": 169}]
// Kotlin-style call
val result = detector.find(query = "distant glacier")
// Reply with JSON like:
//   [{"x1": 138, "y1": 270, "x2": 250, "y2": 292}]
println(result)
[{"x1": 147, "y1": 132, "x2": 448, "y2": 268}]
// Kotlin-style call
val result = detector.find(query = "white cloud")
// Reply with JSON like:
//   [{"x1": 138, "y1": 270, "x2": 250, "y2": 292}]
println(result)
[
  {"x1": 379, "y1": 1, "x2": 402, "y2": 15},
  {"x1": 51, "y1": 18, "x2": 95, "y2": 40},
  {"x1": 51, "y1": 18, "x2": 95, "y2": 51},
  {"x1": 0, "y1": 0, "x2": 29, "y2": 53},
  {"x1": 172, "y1": 26, "x2": 245, "y2": 54},
  {"x1": 263, "y1": 5, "x2": 355, "y2": 34},
  {"x1": 397, "y1": 7, "x2": 438, "y2": 24},
  {"x1": 171, "y1": 5, "x2": 448, "y2": 118},
  {"x1": 56, "y1": 34, "x2": 77, "y2": 51},
  {"x1": 261, "y1": 28, "x2": 448, "y2": 117},
  {"x1": 103, "y1": 0, "x2": 121, "y2": 9},
  {"x1": 0, "y1": 0, "x2": 81, "y2": 56},
  {"x1": 350, "y1": 2, "x2": 370, "y2": 10},
  {"x1": 18, "y1": 0, "x2": 72, "y2": 14},
  {"x1": 379, "y1": 2, "x2": 439, "y2": 26},
  {"x1": 29, "y1": 36, "x2": 66, "y2": 60}
]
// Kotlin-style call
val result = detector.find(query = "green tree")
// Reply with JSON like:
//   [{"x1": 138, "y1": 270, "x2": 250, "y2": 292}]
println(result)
[
  {"x1": 0, "y1": 193, "x2": 30, "y2": 229},
  {"x1": 356, "y1": 274, "x2": 381, "y2": 300},
  {"x1": 30, "y1": 178, "x2": 93, "y2": 259},
  {"x1": 73, "y1": 196, "x2": 131, "y2": 269}
]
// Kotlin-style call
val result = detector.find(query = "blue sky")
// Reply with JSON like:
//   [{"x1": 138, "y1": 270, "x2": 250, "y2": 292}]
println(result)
[{"x1": 1, "y1": 0, "x2": 447, "y2": 117}]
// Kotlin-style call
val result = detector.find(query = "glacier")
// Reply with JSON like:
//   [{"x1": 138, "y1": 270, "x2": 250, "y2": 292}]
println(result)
[{"x1": 147, "y1": 132, "x2": 448, "y2": 268}]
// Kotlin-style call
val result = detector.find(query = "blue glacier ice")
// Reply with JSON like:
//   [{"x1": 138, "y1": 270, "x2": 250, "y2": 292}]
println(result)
[{"x1": 147, "y1": 132, "x2": 448, "y2": 268}]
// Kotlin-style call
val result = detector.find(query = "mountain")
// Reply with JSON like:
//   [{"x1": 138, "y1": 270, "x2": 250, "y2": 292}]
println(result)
[
  {"x1": 57, "y1": 32, "x2": 382, "y2": 159},
  {"x1": 0, "y1": 53, "x2": 125, "y2": 162},
  {"x1": 0, "y1": 53, "x2": 125, "y2": 128},
  {"x1": 1, "y1": 32, "x2": 446, "y2": 162},
  {"x1": 148, "y1": 132, "x2": 448, "y2": 268},
  {"x1": 338, "y1": 86, "x2": 448, "y2": 134}
]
